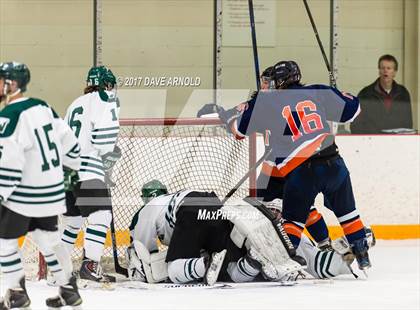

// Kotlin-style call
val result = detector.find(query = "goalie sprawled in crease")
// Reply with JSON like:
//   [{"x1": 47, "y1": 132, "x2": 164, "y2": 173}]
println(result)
[{"x1": 125, "y1": 180, "x2": 374, "y2": 285}]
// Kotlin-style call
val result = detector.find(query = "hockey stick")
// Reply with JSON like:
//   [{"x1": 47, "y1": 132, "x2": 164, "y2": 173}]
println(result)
[
  {"x1": 221, "y1": 147, "x2": 272, "y2": 205},
  {"x1": 303, "y1": 0, "x2": 340, "y2": 134},
  {"x1": 302, "y1": 0, "x2": 336, "y2": 87},
  {"x1": 109, "y1": 205, "x2": 128, "y2": 277},
  {"x1": 248, "y1": 0, "x2": 261, "y2": 90}
]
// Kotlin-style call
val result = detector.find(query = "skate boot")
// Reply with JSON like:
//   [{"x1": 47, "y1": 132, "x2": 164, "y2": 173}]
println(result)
[
  {"x1": 46, "y1": 275, "x2": 82, "y2": 308},
  {"x1": 79, "y1": 259, "x2": 116, "y2": 283},
  {"x1": 317, "y1": 238, "x2": 333, "y2": 252},
  {"x1": 351, "y1": 238, "x2": 371, "y2": 270},
  {"x1": 2, "y1": 277, "x2": 31, "y2": 309},
  {"x1": 365, "y1": 226, "x2": 376, "y2": 248},
  {"x1": 204, "y1": 249, "x2": 227, "y2": 286}
]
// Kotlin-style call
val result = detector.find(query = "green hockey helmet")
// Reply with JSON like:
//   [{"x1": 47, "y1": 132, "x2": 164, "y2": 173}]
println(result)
[
  {"x1": 0, "y1": 62, "x2": 31, "y2": 92},
  {"x1": 86, "y1": 66, "x2": 116, "y2": 89},
  {"x1": 86, "y1": 66, "x2": 108, "y2": 88},
  {"x1": 141, "y1": 180, "x2": 168, "y2": 204},
  {"x1": 104, "y1": 68, "x2": 116, "y2": 88}
]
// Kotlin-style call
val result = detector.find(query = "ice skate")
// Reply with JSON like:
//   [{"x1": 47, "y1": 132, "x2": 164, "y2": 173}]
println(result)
[
  {"x1": 1, "y1": 277, "x2": 31, "y2": 309},
  {"x1": 317, "y1": 238, "x2": 333, "y2": 252},
  {"x1": 351, "y1": 238, "x2": 371, "y2": 270},
  {"x1": 79, "y1": 259, "x2": 116, "y2": 283},
  {"x1": 46, "y1": 276, "x2": 82, "y2": 309},
  {"x1": 204, "y1": 249, "x2": 227, "y2": 286}
]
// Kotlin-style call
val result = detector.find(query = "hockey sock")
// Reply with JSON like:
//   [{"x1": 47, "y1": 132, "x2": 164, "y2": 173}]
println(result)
[
  {"x1": 283, "y1": 220, "x2": 304, "y2": 248},
  {"x1": 227, "y1": 257, "x2": 260, "y2": 283},
  {"x1": 32, "y1": 230, "x2": 71, "y2": 285},
  {"x1": 0, "y1": 238, "x2": 25, "y2": 290},
  {"x1": 61, "y1": 216, "x2": 83, "y2": 254},
  {"x1": 305, "y1": 208, "x2": 329, "y2": 243},
  {"x1": 84, "y1": 210, "x2": 111, "y2": 262},
  {"x1": 297, "y1": 235, "x2": 352, "y2": 279},
  {"x1": 167, "y1": 258, "x2": 206, "y2": 284},
  {"x1": 337, "y1": 210, "x2": 366, "y2": 244}
]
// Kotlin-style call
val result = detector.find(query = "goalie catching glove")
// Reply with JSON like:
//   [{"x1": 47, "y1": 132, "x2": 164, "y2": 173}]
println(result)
[{"x1": 126, "y1": 241, "x2": 168, "y2": 283}]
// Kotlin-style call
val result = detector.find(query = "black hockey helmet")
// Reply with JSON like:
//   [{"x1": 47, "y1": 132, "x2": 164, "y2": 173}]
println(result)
[
  {"x1": 141, "y1": 179, "x2": 168, "y2": 204},
  {"x1": 261, "y1": 66, "x2": 274, "y2": 79},
  {"x1": 0, "y1": 62, "x2": 31, "y2": 92},
  {"x1": 271, "y1": 60, "x2": 301, "y2": 89}
]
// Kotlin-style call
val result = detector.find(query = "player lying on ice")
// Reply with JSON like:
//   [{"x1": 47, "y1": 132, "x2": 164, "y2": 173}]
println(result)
[{"x1": 125, "y1": 180, "x2": 374, "y2": 285}]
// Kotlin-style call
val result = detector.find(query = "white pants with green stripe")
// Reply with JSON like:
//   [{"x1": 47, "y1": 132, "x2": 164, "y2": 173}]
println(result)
[{"x1": 297, "y1": 234, "x2": 352, "y2": 279}]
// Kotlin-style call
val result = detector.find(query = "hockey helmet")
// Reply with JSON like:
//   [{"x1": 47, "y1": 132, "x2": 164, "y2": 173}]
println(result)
[
  {"x1": 0, "y1": 62, "x2": 31, "y2": 93},
  {"x1": 265, "y1": 198, "x2": 283, "y2": 221},
  {"x1": 271, "y1": 60, "x2": 301, "y2": 89},
  {"x1": 261, "y1": 66, "x2": 273, "y2": 80},
  {"x1": 104, "y1": 68, "x2": 116, "y2": 88},
  {"x1": 260, "y1": 66, "x2": 274, "y2": 90},
  {"x1": 86, "y1": 65, "x2": 116, "y2": 89},
  {"x1": 141, "y1": 180, "x2": 168, "y2": 204}
]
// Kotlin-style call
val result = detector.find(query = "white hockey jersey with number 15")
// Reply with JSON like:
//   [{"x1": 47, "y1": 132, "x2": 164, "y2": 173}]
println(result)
[
  {"x1": 0, "y1": 97, "x2": 81, "y2": 217},
  {"x1": 64, "y1": 91, "x2": 120, "y2": 182}
]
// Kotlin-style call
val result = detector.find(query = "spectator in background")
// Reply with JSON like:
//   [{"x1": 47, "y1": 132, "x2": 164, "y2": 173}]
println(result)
[{"x1": 351, "y1": 54, "x2": 413, "y2": 134}]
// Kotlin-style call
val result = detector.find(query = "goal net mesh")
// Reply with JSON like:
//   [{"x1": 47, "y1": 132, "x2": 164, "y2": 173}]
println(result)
[{"x1": 16, "y1": 118, "x2": 256, "y2": 279}]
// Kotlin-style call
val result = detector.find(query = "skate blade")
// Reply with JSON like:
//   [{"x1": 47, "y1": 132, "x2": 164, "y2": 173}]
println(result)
[
  {"x1": 47, "y1": 306, "x2": 82, "y2": 310},
  {"x1": 77, "y1": 279, "x2": 115, "y2": 291},
  {"x1": 362, "y1": 269, "x2": 369, "y2": 278}
]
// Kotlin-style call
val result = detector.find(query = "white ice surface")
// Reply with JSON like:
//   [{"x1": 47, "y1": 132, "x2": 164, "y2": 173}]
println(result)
[{"x1": 1, "y1": 240, "x2": 419, "y2": 310}]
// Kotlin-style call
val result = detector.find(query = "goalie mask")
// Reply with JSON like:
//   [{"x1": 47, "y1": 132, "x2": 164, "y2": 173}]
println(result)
[
  {"x1": 264, "y1": 198, "x2": 283, "y2": 221},
  {"x1": 271, "y1": 60, "x2": 301, "y2": 89},
  {"x1": 0, "y1": 62, "x2": 30, "y2": 103},
  {"x1": 141, "y1": 179, "x2": 168, "y2": 204}
]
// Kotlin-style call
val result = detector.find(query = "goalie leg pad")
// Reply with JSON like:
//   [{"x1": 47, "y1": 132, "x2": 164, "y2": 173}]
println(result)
[
  {"x1": 128, "y1": 241, "x2": 169, "y2": 283},
  {"x1": 222, "y1": 201, "x2": 304, "y2": 281},
  {"x1": 32, "y1": 229, "x2": 71, "y2": 285}
]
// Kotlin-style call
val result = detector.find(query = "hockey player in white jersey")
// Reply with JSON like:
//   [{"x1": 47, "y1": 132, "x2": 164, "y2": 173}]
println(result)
[
  {"x1": 0, "y1": 62, "x2": 82, "y2": 309},
  {"x1": 61, "y1": 65, "x2": 121, "y2": 283},
  {"x1": 125, "y1": 180, "x2": 305, "y2": 285}
]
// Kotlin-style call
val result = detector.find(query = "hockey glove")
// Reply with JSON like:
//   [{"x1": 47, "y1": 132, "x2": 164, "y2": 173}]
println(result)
[
  {"x1": 102, "y1": 145, "x2": 122, "y2": 171},
  {"x1": 63, "y1": 167, "x2": 79, "y2": 192},
  {"x1": 197, "y1": 103, "x2": 219, "y2": 118},
  {"x1": 217, "y1": 105, "x2": 241, "y2": 127}
]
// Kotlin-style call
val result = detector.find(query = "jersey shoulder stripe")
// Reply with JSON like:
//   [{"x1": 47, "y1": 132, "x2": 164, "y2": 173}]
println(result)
[{"x1": 0, "y1": 98, "x2": 52, "y2": 137}]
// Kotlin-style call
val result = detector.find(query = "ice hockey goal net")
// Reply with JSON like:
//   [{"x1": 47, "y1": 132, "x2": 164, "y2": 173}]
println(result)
[{"x1": 20, "y1": 117, "x2": 257, "y2": 279}]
